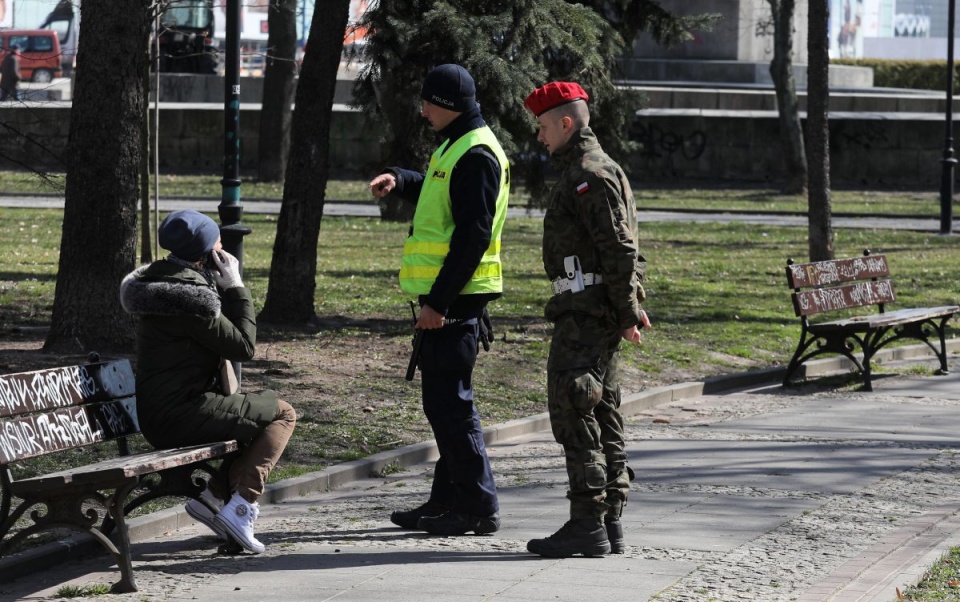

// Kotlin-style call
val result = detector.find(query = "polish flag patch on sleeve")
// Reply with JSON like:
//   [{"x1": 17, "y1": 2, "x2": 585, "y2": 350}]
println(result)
[{"x1": 575, "y1": 181, "x2": 590, "y2": 195}]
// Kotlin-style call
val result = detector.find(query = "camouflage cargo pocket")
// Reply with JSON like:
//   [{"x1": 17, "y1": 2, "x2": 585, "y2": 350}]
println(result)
[{"x1": 548, "y1": 315, "x2": 603, "y2": 371}]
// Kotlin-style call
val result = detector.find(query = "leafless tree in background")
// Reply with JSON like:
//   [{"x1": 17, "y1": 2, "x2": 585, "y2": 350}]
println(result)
[{"x1": 806, "y1": 0, "x2": 834, "y2": 261}]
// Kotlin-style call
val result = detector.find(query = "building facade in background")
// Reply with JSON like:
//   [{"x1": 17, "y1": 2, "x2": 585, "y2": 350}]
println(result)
[
  {"x1": 631, "y1": 0, "x2": 953, "y2": 62},
  {"x1": 856, "y1": 0, "x2": 949, "y2": 59},
  {"x1": 3, "y1": 0, "x2": 953, "y2": 74}
]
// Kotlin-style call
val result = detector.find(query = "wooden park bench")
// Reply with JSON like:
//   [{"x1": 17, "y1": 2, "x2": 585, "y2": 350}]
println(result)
[
  {"x1": 0, "y1": 357, "x2": 239, "y2": 593},
  {"x1": 783, "y1": 250, "x2": 960, "y2": 391}
]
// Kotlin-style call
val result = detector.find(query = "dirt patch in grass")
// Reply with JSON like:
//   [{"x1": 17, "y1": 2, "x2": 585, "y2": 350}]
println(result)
[{"x1": 0, "y1": 321, "x2": 698, "y2": 477}]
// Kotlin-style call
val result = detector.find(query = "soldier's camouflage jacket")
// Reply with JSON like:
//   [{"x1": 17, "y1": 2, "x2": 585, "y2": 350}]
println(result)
[{"x1": 542, "y1": 126, "x2": 645, "y2": 330}]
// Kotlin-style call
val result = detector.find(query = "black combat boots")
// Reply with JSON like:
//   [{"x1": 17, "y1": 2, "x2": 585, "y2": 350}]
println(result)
[
  {"x1": 605, "y1": 516, "x2": 624, "y2": 554},
  {"x1": 527, "y1": 518, "x2": 611, "y2": 557}
]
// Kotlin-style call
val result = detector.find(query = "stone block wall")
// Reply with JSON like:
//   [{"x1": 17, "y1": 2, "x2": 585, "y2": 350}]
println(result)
[
  {"x1": 0, "y1": 105, "x2": 382, "y2": 178},
  {"x1": 630, "y1": 109, "x2": 946, "y2": 188},
  {"x1": 0, "y1": 104, "x2": 951, "y2": 189}
]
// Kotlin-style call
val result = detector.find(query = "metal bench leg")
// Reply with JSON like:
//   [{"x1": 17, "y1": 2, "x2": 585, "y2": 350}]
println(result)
[
  {"x1": 890, "y1": 318, "x2": 952, "y2": 376},
  {"x1": 935, "y1": 316, "x2": 951, "y2": 375},
  {"x1": 782, "y1": 355, "x2": 803, "y2": 387},
  {"x1": 108, "y1": 480, "x2": 140, "y2": 593},
  {"x1": 783, "y1": 326, "x2": 816, "y2": 387},
  {"x1": 859, "y1": 330, "x2": 888, "y2": 392},
  {"x1": 861, "y1": 359, "x2": 874, "y2": 392},
  {"x1": 784, "y1": 329, "x2": 866, "y2": 388}
]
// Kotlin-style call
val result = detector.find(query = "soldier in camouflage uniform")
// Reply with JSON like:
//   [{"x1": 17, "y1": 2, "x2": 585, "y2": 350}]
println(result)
[{"x1": 523, "y1": 82, "x2": 647, "y2": 558}]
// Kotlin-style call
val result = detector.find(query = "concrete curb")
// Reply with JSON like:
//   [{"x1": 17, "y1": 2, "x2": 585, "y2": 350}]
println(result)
[
  {"x1": 796, "y1": 503, "x2": 960, "y2": 602},
  {"x1": 1, "y1": 338, "x2": 957, "y2": 583}
]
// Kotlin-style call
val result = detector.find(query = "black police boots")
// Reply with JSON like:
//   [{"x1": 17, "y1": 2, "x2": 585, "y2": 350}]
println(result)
[
  {"x1": 389, "y1": 500, "x2": 450, "y2": 530},
  {"x1": 527, "y1": 518, "x2": 611, "y2": 557},
  {"x1": 418, "y1": 510, "x2": 501, "y2": 536}
]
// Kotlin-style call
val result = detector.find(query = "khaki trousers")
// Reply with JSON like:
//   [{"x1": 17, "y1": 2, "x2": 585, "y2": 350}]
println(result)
[{"x1": 228, "y1": 399, "x2": 297, "y2": 503}]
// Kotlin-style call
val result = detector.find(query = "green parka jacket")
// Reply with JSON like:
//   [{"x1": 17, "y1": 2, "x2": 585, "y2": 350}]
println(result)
[{"x1": 120, "y1": 259, "x2": 278, "y2": 449}]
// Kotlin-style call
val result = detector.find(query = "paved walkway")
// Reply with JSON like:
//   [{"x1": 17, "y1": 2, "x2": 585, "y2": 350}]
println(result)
[
  {"x1": 2, "y1": 194, "x2": 958, "y2": 231},
  {"x1": 3, "y1": 349, "x2": 960, "y2": 601},
  {"x1": 2, "y1": 195, "x2": 959, "y2": 600}
]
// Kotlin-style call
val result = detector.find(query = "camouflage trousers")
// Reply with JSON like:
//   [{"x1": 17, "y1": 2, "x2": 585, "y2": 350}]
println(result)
[{"x1": 547, "y1": 311, "x2": 631, "y2": 519}]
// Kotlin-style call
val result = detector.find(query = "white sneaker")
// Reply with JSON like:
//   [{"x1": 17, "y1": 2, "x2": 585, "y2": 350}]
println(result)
[
  {"x1": 214, "y1": 493, "x2": 265, "y2": 554},
  {"x1": 185, "y1": 488, "x2": 228, "y2": 541}
]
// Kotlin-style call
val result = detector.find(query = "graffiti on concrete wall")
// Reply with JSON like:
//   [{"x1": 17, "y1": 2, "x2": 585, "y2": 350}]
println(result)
[
  {"x1": 830, "y1": 121, "x2": 890, "y2": 151},
  {"x1": 635, "y1": 123, "x2": 707, "y2": 161}
]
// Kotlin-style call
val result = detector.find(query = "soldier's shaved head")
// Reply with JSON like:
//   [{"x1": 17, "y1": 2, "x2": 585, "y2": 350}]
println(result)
[{"x1": 546, "y1": 99, "x2": 590, "y2": 129}]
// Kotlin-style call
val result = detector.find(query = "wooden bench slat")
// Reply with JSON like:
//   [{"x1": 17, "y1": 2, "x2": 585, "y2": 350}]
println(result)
[
  {"x1": 791, "y1": 279, "x2": 897, "y2": 316},
  {"x1": 0, "y1": 397, "x2": 139, "y2": 464},
  {"x1": 787, "y1": 254, "x2": 890, "y2": 288},
  {"x1": 9, "y1": 440, "x2": 240, "y2": 494},
  {"x1": 0, "y1": 360, "x2": 135, "y2": 419},
  {"x1": 809, "y1": 306, "x2": 960, "y2": 333}
]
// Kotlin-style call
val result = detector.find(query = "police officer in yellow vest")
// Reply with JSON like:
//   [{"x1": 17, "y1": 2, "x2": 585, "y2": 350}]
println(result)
[{"x1": 369, "y1": 64, "x2": 508, "y2": 536}]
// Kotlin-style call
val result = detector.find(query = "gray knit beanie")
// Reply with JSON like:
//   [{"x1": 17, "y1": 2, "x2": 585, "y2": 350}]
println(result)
[{"x1": 158, "y1": 210, "x2": 220, "y2": 262}]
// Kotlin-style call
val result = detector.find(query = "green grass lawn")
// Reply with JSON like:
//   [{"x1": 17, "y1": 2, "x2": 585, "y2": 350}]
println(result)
[
  {"x1": 1, "y1": 206, "x2": 956, "y2": 382},
  {"x1": 1, "y1": 181, "x2": 959, "y2": 592},
  {"x1": 900, "y1": 546, "x2": 960, "y2": 600}
]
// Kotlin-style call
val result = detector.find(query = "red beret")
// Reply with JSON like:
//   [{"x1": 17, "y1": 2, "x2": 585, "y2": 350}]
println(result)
[{"x1": 524, "y1": 82, "x2": 590, "y2": 117}]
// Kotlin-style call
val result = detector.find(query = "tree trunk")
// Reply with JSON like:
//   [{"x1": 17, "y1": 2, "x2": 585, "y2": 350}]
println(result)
[
  {"x1": 806, "y1": 0, "x2": 834, "y2": 261},
  {"x1": 139, "y1": 34, "x2": 152, "y2": 265},
  {"x1": 45, "y1": 0, "x2": 150, "y2": 353},
  {"x1": 258, "y1": 0, "x2": 352, "y2": 324},
  {"x1": 768, "y1": 0, "x2": 808, "y2": 195},
  {"x1": 257, "y1": 0, "x2": 298, "y2": 183}
]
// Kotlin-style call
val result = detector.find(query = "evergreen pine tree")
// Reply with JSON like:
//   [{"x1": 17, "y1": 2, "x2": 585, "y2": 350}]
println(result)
[
  {"x1": 351, "y1": 0, "x2": 624, "y2": 211},
  {"x1": 578, "y1": 0, "x2": 718, "y2": 47},
  {"x1": 351, "y1": 0, "x2": 714, "y2": 211}
]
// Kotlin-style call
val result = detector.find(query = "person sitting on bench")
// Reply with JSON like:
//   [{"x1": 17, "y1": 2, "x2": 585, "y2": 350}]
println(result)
[{"x1": 120, "y1": 209, "x2": 296, "y2": 554}]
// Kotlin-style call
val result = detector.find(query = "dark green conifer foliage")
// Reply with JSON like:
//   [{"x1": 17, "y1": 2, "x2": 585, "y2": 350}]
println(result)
[
  {"x1": 580, "y1": 0, "x2": 718, "y2": 47},
  {"x1": 350, "y1": 0, "x2": 713, "y2": 207}
]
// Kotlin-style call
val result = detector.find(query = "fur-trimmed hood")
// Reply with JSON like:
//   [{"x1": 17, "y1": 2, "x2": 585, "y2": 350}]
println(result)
[{"x1": 120, "y1": 262, "x2": 221, "y2": 320}]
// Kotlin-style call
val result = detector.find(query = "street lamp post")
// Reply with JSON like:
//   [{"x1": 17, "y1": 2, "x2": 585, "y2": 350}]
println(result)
[
  {"x1": 220, "y1": 0, "x2": 251, "y2": 385},
  {"x1": 940, "y1": 0, "x2": 957, "y2": 235},
  {"x1": 220, "y1": 0, "x2": 252, "y2": 265}
]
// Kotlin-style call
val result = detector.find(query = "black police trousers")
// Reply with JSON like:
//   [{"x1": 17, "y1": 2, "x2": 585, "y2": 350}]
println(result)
[{"x1": 419, "y1": 318, "x2": 499, "y2": 517}]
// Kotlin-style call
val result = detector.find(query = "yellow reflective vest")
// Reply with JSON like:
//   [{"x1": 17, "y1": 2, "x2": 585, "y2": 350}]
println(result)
[{"x1": 399, "y1": 126, "x2": 509, "y2": 295}]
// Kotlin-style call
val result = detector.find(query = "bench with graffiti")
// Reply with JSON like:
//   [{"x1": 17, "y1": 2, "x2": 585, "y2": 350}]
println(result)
[
  {"x1": 783, "y1": 250, "x2": 959, "y2": 391},
  {"x1": 0, "y1": 357, "x2": 238, "y2": 592}
]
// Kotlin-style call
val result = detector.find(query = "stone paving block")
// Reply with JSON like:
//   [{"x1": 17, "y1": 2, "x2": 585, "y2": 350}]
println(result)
[
  {"x1": 6, "y1": 358, "x2": 960, "y2": 601},
  {"x1": 639, "y1": 513, "x2": 772, "y2": 551}
]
